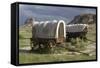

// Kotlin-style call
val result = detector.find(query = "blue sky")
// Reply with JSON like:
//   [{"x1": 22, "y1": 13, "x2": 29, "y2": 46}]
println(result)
[{"x1": 19, "y1": 4, "x2": 96, "y2": 25}]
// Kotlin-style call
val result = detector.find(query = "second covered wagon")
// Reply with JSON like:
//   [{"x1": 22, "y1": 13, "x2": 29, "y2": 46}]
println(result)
[{"x1": 66, "y1": 24, "x2": 88, "y2": 39}]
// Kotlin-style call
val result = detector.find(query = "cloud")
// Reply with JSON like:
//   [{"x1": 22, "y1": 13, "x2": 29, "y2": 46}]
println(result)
[
  {"x1": 82, "y1": 9, "x2": 96, "y2": 14},
  {"x1": 19, "y1": 4, "x2": 96, "y2": 25}
]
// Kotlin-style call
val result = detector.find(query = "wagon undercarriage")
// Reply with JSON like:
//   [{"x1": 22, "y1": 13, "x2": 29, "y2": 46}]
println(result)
[{"x1": 30, "y1": 38, "x2": 58, "y2": 51}]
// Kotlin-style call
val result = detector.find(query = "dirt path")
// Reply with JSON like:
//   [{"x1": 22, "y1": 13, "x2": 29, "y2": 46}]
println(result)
[
  {"x1": 20, "y1": 46, "x2": 31, "y2": 50},
  {"x1": 19, "y1": 43, "x2": 96, "y2": 56},
  {"x1": 80, "y1": 43, "x2": 96, "y2": 56}
]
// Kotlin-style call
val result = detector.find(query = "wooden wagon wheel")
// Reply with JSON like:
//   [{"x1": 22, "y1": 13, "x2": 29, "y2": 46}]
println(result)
[
  {"x1": 46, "y1": 40, "x2": 56, "y2": 48},
  {"x1": 30, "y1": 38, "x2": 39, "y2": 50},
  {"x1": 44, "y1": 40, "x2": 56, "y2": 53}
]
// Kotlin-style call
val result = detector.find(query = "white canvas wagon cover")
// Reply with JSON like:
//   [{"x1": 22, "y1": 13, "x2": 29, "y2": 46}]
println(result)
[
  {"x1": 32, "y1": 20, "x2": 66, "y2": 39},
  {"x1": 66, "y1": 24, "x2": 88, "y2": 32}
]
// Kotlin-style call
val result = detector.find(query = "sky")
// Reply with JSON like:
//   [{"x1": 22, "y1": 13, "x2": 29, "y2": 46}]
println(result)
[{"x1": 19, "y1": 4, "x2": 96, "y2": 25}]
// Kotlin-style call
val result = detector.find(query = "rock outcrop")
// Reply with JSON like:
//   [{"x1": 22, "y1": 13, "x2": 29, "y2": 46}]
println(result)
[{"x1": 69, "y1": 14, "x2": 96, "y2": 24}]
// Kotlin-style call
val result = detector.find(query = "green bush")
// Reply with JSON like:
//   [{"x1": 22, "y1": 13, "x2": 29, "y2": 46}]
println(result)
[
  {"x1": 66, "y1": 38, "x2": 87, "y2": 51},
  {"x1": 70, "y1": 38, "x2": 77, "y2": 45}
]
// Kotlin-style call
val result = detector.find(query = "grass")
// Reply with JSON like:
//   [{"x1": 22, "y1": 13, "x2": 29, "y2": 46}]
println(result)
[
  {"x1": 19, "y1": 24, "x2": 96, "y2": 64},
  {"x1": 19, "y1": 52, "x2": 96, "y2": 64}
]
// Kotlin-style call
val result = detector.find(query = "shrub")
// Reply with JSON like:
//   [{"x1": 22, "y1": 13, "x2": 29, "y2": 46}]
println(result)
[
  {"x1": 66, "y1": 38, "x2": 87, "y2": 51},
  {"x1": 70, "y1": 38, "x2": 77, "y2": 45}
]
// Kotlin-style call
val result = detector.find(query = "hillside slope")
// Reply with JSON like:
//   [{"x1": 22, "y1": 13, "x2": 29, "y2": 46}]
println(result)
[{"x1": 69, "y1": 14, "x2": 96, "y2": 24}]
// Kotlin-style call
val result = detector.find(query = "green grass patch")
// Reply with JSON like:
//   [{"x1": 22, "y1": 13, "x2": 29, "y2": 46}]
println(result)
[{"x1": 19, "y1": 52, "x2": 96, "y2": 64}]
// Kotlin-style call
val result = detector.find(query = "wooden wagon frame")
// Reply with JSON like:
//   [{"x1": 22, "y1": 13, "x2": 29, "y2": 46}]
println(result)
[{"x1": 30, "y1": 20, "x2": 66, "y2": 50}]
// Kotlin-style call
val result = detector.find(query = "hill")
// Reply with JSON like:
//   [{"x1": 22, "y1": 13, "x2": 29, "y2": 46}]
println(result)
[{"x1": 68, "y1": 14, "x2": 96, "y2": 24}]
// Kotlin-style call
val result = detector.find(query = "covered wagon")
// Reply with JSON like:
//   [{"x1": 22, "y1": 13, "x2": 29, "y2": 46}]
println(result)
[
  {"x1": 66, "y1": 24, "x2": 88, "y2": 39},
  {"x1": 31, "y1": 20, "x2": 66, "y2": 50}
]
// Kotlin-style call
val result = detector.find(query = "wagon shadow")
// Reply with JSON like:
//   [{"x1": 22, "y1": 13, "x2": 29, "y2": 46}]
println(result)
[
  {"x1": 19, "y1": 49, "x2": 54, "y2": 54},
  {"x1": 19, "y1": 49, "x2": 32, "y2": 53},
  {"x1": 19, "y1": 47, "x2": 51, "y2": 54}
]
